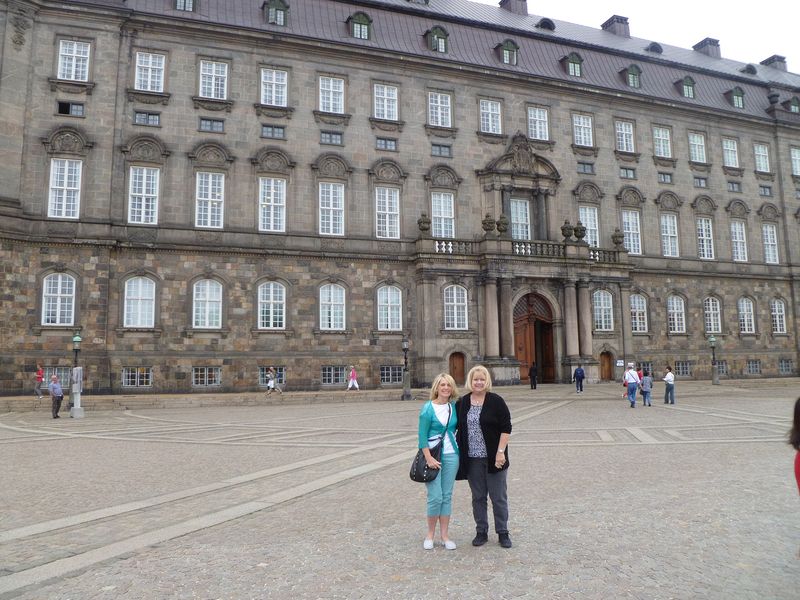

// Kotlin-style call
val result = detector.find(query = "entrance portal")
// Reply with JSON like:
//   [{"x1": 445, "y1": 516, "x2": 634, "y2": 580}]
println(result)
[
  {"x1": 449, "y1": 352, "x2": 466, "y2": 385},
  {"x1": 600, "y1": 351, "x2": 615, "y2": 381},
  {"x1": 514, "y1": 294, "x2": 555, "y2": 383}
]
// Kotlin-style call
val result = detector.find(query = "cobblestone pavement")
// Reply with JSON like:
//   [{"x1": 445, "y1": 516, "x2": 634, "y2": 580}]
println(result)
[{"x1": 1, "y1": 380, "x2": 798, "y2": 599}]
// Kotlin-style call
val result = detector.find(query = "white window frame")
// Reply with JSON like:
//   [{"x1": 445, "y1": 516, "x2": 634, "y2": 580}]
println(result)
[
  {"x1": 48, "y1": 158, "x2": 82, "y2": 219},
  {"x1": 652, "y1": 126, "x2": 672, "y2": 159},
  {"x1": 688, "y1": 132, "x2": 707, "y2": 163},
  {"x1": 479, "y1": 99, "x2": 502, "y2": 135},
  {"x1": 377, "y1": 285, "x2": 402, "y2": 331},
  {"x1": 124, "y1": 276, "x2": 155, "y2": 328},
  {"x1": 592, "y1": 290, "x2": 613, "y2": 331},
  {"x1": 527, "y1": 106, "x2": 549, "y2": 141},
  {"x1": 373, "y1": 84, "x2": 398, "y2": 121},
  {"x1": 319, "y1": 283, "x2": 345, "y2": 330},
  {"x1": 258, "y1": 281, "x2": 286, "y2": 329},
  {"x1": 579, "y1": 206, "x2": 599, "y2": 247},
  {"x1": 431, "y1": 192, "x2": 454, "y2": 238},
  {"x1": 762, "y1": 223, "x2": 779, "y2": 264},
  {"x1": 510, "y1": 198, "x2": 530, "y2": 241},
  {"x1": 193, "y1": 279, "x2": 222, "y2": 329},
  {"x1": 258, "y1": 177, "x2": 286, "y2": 233},
  {"x1": 428, "y1": 92, "x2": 452, "y2": 128},
  {"x1": 615, "y1": 120, "x2": 635, "y2": 153},
  {"x1": 572, "y1": 114, "x2": 593, "y2": 147},
  {"x1": 443, "y1": 285, "x2": 468, "y2": 330},
  {"x1": 790, "y1": 147, "x2": 800, "y2": 177},
  {"x1": 630, "y1": 294, "x2": 648, "y2": 333},
  {"x1": 319, "y1": 182, "x2": 345, "y2": 236},
  {"x1": 738, "y1": 297, "x2": 755, "y2": 334},
  {"x1": 319, "y1": 76, "x2": 344, "y2": 114},
  {"x1": 703, "y1": 297, "x2": 721, "y2": 333},
  {"x1": 771, "y1": 299, "x2": 786, "y2": 334},
  {"x1": 375, "y1": 187, "x2": 400, "y2": 239},
  {"x1": 134, "y1": 52, "x2": 165, "y2": 92},
  {"x1": 667, "y1": 295, "x2": 686, "y2": 334},
  {"x1": 199, "y1": 60, "x2": 228, "y2": 100},
  {"x1": 260, "y1": 68, "x2": 288, "y2": 107},
  {"x1": 42, "y1": 273, "x2": 75, "y2": 326},
  {"x1": 192, "y1": 366, "x2": 221, "y2": 386},
  {"x1": 696, "y1": 217, "x2": 714, "y2": 260},
  {"x1": 754, "y1": 143, "x2": 770, "y2": 173},
  {"x1": 195, "y1": 172, "x2": 224, "y2": 229},
  {"x1": 622, "y1": 210, "x2": 641, "y2": 255},
  {"x1": 122, "y1": 367, "x2": 153, "y2": 387},
  {"x1": 722, "y1": 138, "x2": 739, "y2": 168},
  {"x1": 128, "y1": 166, "x2": 159, "y2": 225},
  {"x1": 660, "y1": 213, "x2": 679, "y2": 257},
  {"x1": 730, "y1": 220, "x2": 748, "y2": 262},
  {"x1": 58, "y1": 40, "x2": 90, "y2": 82}
]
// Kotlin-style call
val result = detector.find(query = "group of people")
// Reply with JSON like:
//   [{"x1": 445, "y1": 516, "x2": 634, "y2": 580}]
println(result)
[
  {"x1": 623, "y1": 363, "x2": 675, "y2": 408},
  {"x1": 417, "y1": 365, "x2": 513, "y2": 550}
]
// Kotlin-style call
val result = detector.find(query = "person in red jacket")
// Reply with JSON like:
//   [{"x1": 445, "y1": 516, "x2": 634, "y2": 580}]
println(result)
[{"x1": 790, "y1": 397, "x2": 800, "y2": 495}]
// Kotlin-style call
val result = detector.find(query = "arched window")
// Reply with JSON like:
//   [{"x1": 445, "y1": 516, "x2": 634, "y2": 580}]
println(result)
[
  {"x1": 443, "y1": 285, "x2": 468, "y2": 330},
  {"x1": 42, "y1": 273, "x2": 75, "y2": 326},
  {"x1": 258, "y1": 282, "x2": 286, "y2": 329},
  {"x1": 320, "y1": 283, "x2": 345, "y2": 330},
  {"x1": 681, "y1": 76, "x2": 695, "y2": 99},
  {"x1": 630, "y1": 294, "x2": 648, "y2": 332},
  {"x1": 626, "y1": 64, "x2": 641, "y2": 88},
  {"x1": 667, "y1": 295, "x2": 686, "y2": 333},
  {"x1": 348, "y1": 12, "x2": 372, "y2": 40},
  {"x1": 566, "y1": 53, "x2": 583, "y2": 77},
  {"x1": 124, "y1": 276, "x2": 155, "y2": 328},
  {"x1": 428, "y1": 27, "x2": 448, "y2": 53},
  {"x1": 498, "y1": 40, "x2": 519, "y2": 65},
  {"x1": 738, "y1": 297, "x2": 755, "y2": 334},
  {"x1": 377, "y1": 285, "x2": 402, "y2": 331},
  {"x1": 264, "y1": 0, "x2": 288, "y2": 26},
  {"x1": 592, "y1": 290, "x2": 613, "y2": 331},
  {"x1": 703, "y1": 297, "x2": 721, "y2": 333},
  {"x1": 193, "y1": 279, "x2": 222, "y2": 329},
  {"x1": 730, "y1": 87, "x2": 744, "y2": 109},
  {"x1": 771, "y1": 299, "x2": 786, "y2": 334}
]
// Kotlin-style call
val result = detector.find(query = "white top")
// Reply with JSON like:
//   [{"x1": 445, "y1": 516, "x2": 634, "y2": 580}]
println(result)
[
  {"x1": 431, "y1": 402, "x2": 456, "y2": 454},
  {"x1": 624, "y1": 369, "x2": 640, "y2": 384},
  {"x1": 663, "y1": 372, "x2": 675, "y2": 384}
]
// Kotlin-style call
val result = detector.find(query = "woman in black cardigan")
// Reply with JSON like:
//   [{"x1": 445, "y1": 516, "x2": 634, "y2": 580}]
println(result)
[{"x1": 455, "y1": 365, "x2": 513, "y2": 548}]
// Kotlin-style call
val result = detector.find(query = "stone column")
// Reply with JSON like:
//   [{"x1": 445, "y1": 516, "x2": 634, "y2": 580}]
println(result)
[
  {"x1": 619, "y1": 282, "x2": 633, "y2": 362},
  {"x1": 563, "y1": 279, "x2": 579, "y2": 358},
  {"x1": 577, "y1": 279, "x2": 594, "y2": 357},
  {"x1": 483, "y1": 277, "x2": 500, "y2": 358},
  {"x1": 499, "y1": 279, "x2": 514, "y2": 358}
]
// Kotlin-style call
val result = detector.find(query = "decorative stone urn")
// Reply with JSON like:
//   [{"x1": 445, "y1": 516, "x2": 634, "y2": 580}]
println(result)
[
  {"x1": 561, "y1": 219, "x2": 574, "y2": 242},
  {"x1": 611, "y1": 227, "x2": 625, "y2": 249},
  {"x1": 573, "y1": 220, "x2": 587, "y2": 244}
]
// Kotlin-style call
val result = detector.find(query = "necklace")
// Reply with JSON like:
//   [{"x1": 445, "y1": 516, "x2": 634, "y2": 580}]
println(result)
[{"x1": 470, "y1": 395, "x2": 484, "y2": 407}]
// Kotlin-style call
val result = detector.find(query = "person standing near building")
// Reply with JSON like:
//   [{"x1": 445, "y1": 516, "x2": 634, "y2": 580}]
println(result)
[
  {"x1": 573, "y1": 364, "x2": 585, "y2": 394},
  {"x1": 789, "y1": 397, "x2": 800, "y2": 495},
  {"x1": 33, "y1": 364, "x2": 44, "y2": 399},
  {"x1": 528, "y1": 362, "x2": 537, "y2": 390},
  {"x1": 346, "y1": 365, "x2": 359, "y2": 390},
  {"x1": 265, "y1": 367, "x2": 282, "y2": 396},
  {"x1": 623, "y1": 363, "x2": 640, "y2": 408},
  {"x1": 640, "y1": 369, "x2": 653, "y2": 406},
  {"x1": 663, "y1": 366, "x2": 675, "y2": 404},
  {"x1": 47, "y1": 374, "x2": 63, "y2": 419}
]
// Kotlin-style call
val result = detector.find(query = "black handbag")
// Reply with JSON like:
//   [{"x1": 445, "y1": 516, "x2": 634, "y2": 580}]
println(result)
[{"x1": 410, "y1": 403, "x2": 450, "y2": 483}]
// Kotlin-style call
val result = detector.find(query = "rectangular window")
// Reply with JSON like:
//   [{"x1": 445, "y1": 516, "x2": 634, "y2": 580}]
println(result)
[
  {"x1": 660, "y1": 213, "x2": 679, "y2": 257},
  {"x1": 377, "y1": 286, "x2": 402, "y2": 331},
  {"x1": 716, "y1": 360, "x2": 728, "y2": 376},
  {"x1": 658, "y1": 172, "x2": 673, "y2": 184},
  {"x1": 759, "y1": 185, "x2": 772, "y2": 197},
  {"x1": 527, "y1": 106, "x2": 549, "y2": 141},
  {"x1": 199, "y1": 60, "x2": 228, "y2": 100},
  {"x1": 622, "y1": 210, "x2": 641, "y2": 254},
  {"x1": 730, "y1": 221, "x2": 748, "y2": 262},
  {"x1": 688, "y1": 132, "x2": 707, "y2": 163},
  {"x1": 746, "y1": 360, "x2": 761, "y2": 375},
  {"x1": 375, "y1": 187, "x2": 400, "y2": 239},
  {"x1": 261, "y1": 124, "x2": 285, "y2": 139},
  {"x1": 693, "y1": 177, "x2": 707, "y2": 188},
  {"x1": 176, "y1": 0, "x2": 194, "y2": 10},
  {"x1": 431, "y1": 192, "x2": 454, "y2": 238},
  {"x1": 697, "y1": 217, "x2": 714, "y2": 259},
  {"x1": 320, "y1": 131, "x2": 343, "y2": 145},
  {"x1": 790, "y1": 147, "x2": 800, "y2": 176},
  {"x1": 379, "y1": 366, "x2": 404, "y2": 384},
  {"x1": 722, "y1": 138, "x2": 739, "y2": 168},
  {"x1": 572, "y1": 114, "x2": 593, "y2": 147},
  {"x1": 479, "y1": 99, "x2": 502, "y2": 134},
  {"x1": 428, "y1": 92, "x2": 452, "y2": 128},
  {"x1": 195, "y1": 172, "x2": 224, "y2": 228},
  {"x1": 578, "y1": 206, "x2": 598, "y2": 247},
  {"x1": 615, "y1": 120, "x2": 635, "y2": 153},
  {"x1": 619, "y1": 168, "x2": 636, "y2": 179},
  {"x1": 319, "y1": 76, "x2": 344, "y2": 113},
  {"x1": 652, "y1": 126, "x2": 672, "y2": 158},
  {"x1": 675, "y1": 361, "x2": 692, "y2": 377},
  {"x1": 754, "y1": 143, "x2": 770, "y2": 172},
  {"x1": 510, "y1": 198, "x2": 530, "y2": 240},
  {"x1": 431, "y1": 144, "x2": 452, "y2": 157},
  {"x1": 122, "y1": 367, "x2": 153, "y2": 387},
  {"x1": 129, "y1": 166, "x2": 159, "y2": 225},
  {"x1": 58, "y1": 40, "x2": 90, "y2": 82},
  {"x1": 373, "y1": 84, "x2": 398, "y2": 121},
  {"x1": 319, "y1": 182, "x2": 344, "y2": 236},
  {"x1": 779, "y1": 359, "x2": 794, "y2": 375},
  {"x1": 48, "y1": 158, "x2": 82, "y2": 219},
  {"x1": 727, "y1": 181, "x2": 741, "y2": 193},
  {"x1": 260, "y1": 68, "x2": 288, "y2": 106},
  {"x1": 199, "y1": 118, "x2": 224, "y2": 133},
  {"x1": 568, "y1": 61, "x2": 581, "y2": 77},
  {"x1": 134, "y1": 111, "x2": 160, "y2": 126},
  {"x1": 192, "y1": 366, "x2": 221, "y2": 387},
  {"x1": 135, "y1": 52, "x2": 165, "y2": 92},
  {"x1": 762, "y1": 224, "x2": 779, "y2": 264},
  {"x1": 267, "y1": 6, "x2": 285, "y2": 25},
  {"x1": 376, "y1": 137, "x2": 397, "y2": 151},
  {"x1": 57, "y1": 101, "x2": 84, "y2": 116},
  {"x1": 667, "y1": 296, "x2": 686, "y2": 333},
  {"x1": 321, "y1": 366, "x2": 347, "y2": 385},
  {"x1": 259, "y1": 177, "x2": 286, "y2": 232},
  {"x1": 577, "y1": 162, "x2": 595, "y2": 174},
  {"x1": 259, "y1": 366, "x2": 286, "y2": 385}
]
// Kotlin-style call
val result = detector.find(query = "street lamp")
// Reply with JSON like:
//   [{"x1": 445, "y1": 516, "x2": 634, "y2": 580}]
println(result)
[
  {"x1": 707, "y1": 334, "x2": 720, "y2": 385},
  {"x1": 72, "y1": 332, "x2": 82, "y2": 367},
  {"x1": 401, "y1": 335, "x2": 412, "y2": 401},
  {"x1": 70, "y1": 332, "x2": 85, "y2": 418}
]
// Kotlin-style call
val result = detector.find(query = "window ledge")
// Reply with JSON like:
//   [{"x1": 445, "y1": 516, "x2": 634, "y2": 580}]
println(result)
[
  {"x1": 614, "y1": 150, "x2": 640, "y2": 163},
  {"x1": 127, "y1": 89, "x2": 171, "y2": 105},
  {"x1": 254, "y1": 104, "x2": 294, "y2": 119},
  {"x1": 314, "y1": 329, "x2": 353, "y2": 336},
  {"x1": 250, "y1": 327, "x2": 295, "y2": 337},
  {"x1": 652, "y1": 156, "x2": 677, "y2": 168},
  {"x1": 476, "y1": 131, "x2": 508, "y2": 145},
  {"x1": 115, "y1": 327, "x2": 163, "y2": 337},
  {"x1": 48, "y1": 78, "x2": 95, "y2": 95},
  {"x1": 688, "y1": 161, "x2": 712, "y2": 173},
  {"x1": 313, "y1": 110, "x2": 351, "y2": 126},
  {"x1": 32, "y1": 325, "x2": 82, "y2": 336},
  {"x1": 571, "y1": 144, "x2": 599, "y2": 158},
  {"x1": 722, "y1": 166, "x2": 744, "y2": 177},
  {"x1": 183, "y1": 328, "x2": 230, "y2": 338},
  {"x1": 424, "y1": 124, "x2": 458, "y2": 139},
  {"x1": 754, "y1": 170, "x2": 775, "y2": 182},
  {"x1": 369, "y1": 117, "x2": 405, "y2": 132},
  {"x1": 191, "y1": 97, "x2": 234, "y2": 112},
  {"x1": 528, "y1": 138, "x2": 555, "y2": 152}
]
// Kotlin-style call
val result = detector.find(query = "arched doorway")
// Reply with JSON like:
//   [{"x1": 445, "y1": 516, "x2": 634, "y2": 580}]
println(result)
[
  {"x1": 600, "y1": 351, "x2": 615, "y2": 381},
  {"x1": 449, "y1": 352, "x2": 466, "y2": 385},
  {"x1": 514, "y1": 294, "x2": 555, "y2": 383}
]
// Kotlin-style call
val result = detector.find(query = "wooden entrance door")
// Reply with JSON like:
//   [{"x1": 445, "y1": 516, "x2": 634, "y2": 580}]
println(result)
[
  {"x1": 600, "y1": 351, "x2": 615, "y2": 380},
  {"x1": 449, "y1": 352, "x2": 465, "y2": 385},
  {"x1": 513, "y1": 294, "x2": 555, "y2": 383}
]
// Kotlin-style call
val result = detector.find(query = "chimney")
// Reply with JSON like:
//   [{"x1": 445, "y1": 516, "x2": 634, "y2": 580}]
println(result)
[
  {"x1": 693, "y1": 38, "x2": 721, "y2": 59},
  {"x1": 499, "y1": 0, "x2": 527, "y2": 16},
  {"x1": 601, "y1": 15, "x2": 630, "y2": 38},
  {"x1": 760, "y1": 55, "x2": 787, "y2": 72}
]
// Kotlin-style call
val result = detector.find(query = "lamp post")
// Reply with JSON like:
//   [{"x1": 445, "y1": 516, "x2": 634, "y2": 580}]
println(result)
[
  {"x1": 72, "y1": 332, "x2": 82, "y2": 366},
  {"x1": 708, "y1": 334, "x2": 720, "y2": 386},
  {"x1": 401, "y1": 335, "x2": 412, "y2": 401},
  {"x1": 70, "y1": 332, "x2": 85, "y2": 418}
]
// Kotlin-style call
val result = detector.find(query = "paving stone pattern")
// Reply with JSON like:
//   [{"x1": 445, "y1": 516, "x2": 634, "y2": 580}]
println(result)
[{"x1": 1, "y1": 380, "x2": 798, "y2": 599}]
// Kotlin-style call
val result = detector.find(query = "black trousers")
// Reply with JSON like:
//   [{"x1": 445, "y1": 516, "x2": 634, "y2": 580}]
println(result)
[
  {"x1": 530, "y1": 377, "x2": 537, "y2": 389},
  {"x1": 51, "y1": 395, "x2": 63, "y2": 418}
]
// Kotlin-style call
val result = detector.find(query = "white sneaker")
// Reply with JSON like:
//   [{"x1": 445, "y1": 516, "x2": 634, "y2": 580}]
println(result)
[
  {"x1": 443, "y1": 540, "x2": 457, "y2": 550},
  {"x1": 423, "y1": 538, "x2": 434, "y2": 550}
]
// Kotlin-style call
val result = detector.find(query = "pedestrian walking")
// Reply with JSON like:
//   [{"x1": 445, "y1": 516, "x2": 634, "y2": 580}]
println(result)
[
  {"x1": 528, "y1": 362, "x2": 537, "y2": 390},
  {"x1": 346, "y1": 365, "x2": 359, "y2": 390},
  {"x1": 265, "y1": 367, "x2": 282, "y2": 395},
  {"x1": 663, "y1": 366, "x2": 675, "y2": 404},
  {"x1": 640, "y1": 370, "x2": 653, "y2": 406},
  {"x1": 789, "y1": 397, "x2": 800, "y2": 496},
  {"x1": 47, "y1": 374, "x2": 64, "y2": 419},
  {"x1": 623, "y1": 363, "x2": 640, "y2": 408},
  {"x1": 572, "y1": 364, "x2": 585, "y2": 394},
  {"x1": 33, "y1": 364, "x2": 44, "y2": 399}
]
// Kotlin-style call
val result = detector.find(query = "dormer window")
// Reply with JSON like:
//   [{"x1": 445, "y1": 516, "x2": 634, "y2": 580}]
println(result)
[
  {"x1": 645, "y1": 42, "x2": 663, "y2": 54},
  {"x1": 535, "y1": 18, "x2": 555, "y2": 31},
  {"x1": 625, "y1": 64, "x2": 641, "y2": 88},
  {"x1": 728, "y1": 87, "x2": 744, "y2": 109},
  {"x1": 263, "y1": 0, "x2": 288, "y2": 26},
  {"x1": 176, "y1": 0, "x2": 194, "y2": 11},
  {"x1": 497, "y1": 40, "x2": 519, "y2": 65},
  {"x1": 564, "y1": 53, "x2": 583, "y2": 77},
  {"x1": 681, "y1": 76, "x2": 695, "y2": 99},
  {"x1": 789, "y1": 97, "x2": 800, "y2": 113},
  {"x1": 427, "y1": 27, "x2": 448, "y2": 53},
  {"x1": 348, "y1": 12, "x2": 372, "y2": 40}
]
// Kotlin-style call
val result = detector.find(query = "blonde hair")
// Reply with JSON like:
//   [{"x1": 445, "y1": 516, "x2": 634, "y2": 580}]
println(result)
[
  {"x1": 466, "y1": 365, "x2": 493, "y2": 392},
  {"x1": 429, "y1": 373, "x2": 459, "y2": 402}
]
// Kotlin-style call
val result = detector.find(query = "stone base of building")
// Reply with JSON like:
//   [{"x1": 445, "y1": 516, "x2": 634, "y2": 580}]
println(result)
[{"x1": 483, "y1": 358, "x2": 522, "y2": 386}]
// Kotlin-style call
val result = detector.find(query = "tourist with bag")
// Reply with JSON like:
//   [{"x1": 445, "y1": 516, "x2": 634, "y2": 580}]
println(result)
[{"x1": 416, "y1": 373, "x2": 459, "y2": 550}]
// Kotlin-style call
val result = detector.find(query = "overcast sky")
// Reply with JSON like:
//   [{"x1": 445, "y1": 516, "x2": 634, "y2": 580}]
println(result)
[{"x1": 471, "y1": 0, "x2": 797, "y2": 74}]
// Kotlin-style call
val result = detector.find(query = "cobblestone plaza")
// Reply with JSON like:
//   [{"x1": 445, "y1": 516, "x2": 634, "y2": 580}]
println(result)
[{"x1": 1, "y1": 380, "x2": 798, "y2": 599}]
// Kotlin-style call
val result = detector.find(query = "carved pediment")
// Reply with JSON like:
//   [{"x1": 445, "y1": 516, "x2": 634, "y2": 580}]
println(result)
[
  {"x1": 615, "y1": 186, "x2": 645, "y2": 206},
  {"x1": 251, "y1": 147, "x2": 296, "y2": 174},
  {"x1": 478, "y1": 132, "x2": 560, "y2": 181},
  {"x1": 121, "y1": 135, "x2": 170, "y2": 164},
  {"x1": 424, "y1": 164, "x2": 461, "y2": 190},
  {"x1": 311, "y1": 153, "x2": 352, "y2": 179},
  {"x1": 369, "y1": 159, "x2": 407, "y2": 184},
  {"x1": 654, "y1": 191, "x2": 682, "y2": 211},
  {"x1": 757, "y1": 202, "x2": 780, "y2": 221},
  {"x1": 188, "y1": 142, "x2": 235, "y2": 168},
  {"x1": 725, "y1": 199, "x2": 750, "y2": 218},
  {"x1": 41, "y1": 127, "x2": 94, "y2": 156},
  {"x1": 691, "y1": 195, "x2": 717, "y2": 214},
  {"x1": 572, "y1": 181, "x2": 604, "y2": 203}
]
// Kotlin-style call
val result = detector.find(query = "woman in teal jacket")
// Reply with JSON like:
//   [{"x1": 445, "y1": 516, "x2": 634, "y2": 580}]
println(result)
[{"x1": 418, "y1": 372, "x2": 460, "y2": 550}]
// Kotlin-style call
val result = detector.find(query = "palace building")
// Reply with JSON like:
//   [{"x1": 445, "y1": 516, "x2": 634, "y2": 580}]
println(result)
[{"x1": 0, "y1": 0, "x2": 798, "y2": 394}]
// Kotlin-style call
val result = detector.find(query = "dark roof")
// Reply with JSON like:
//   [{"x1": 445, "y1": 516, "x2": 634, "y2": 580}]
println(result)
[{"x1": 65, "y1": 0, "x2": 800, "y2": 115}]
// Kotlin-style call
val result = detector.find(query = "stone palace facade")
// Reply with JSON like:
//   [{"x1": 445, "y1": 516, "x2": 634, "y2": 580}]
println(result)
[{"x1": 1, "y1": 0, "x2": 799, "y2": 394}]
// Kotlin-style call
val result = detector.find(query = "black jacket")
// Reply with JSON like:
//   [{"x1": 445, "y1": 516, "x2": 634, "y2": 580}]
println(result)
[{"x1": 455, "y1": 391, "x2": 512, "y2": 479}]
